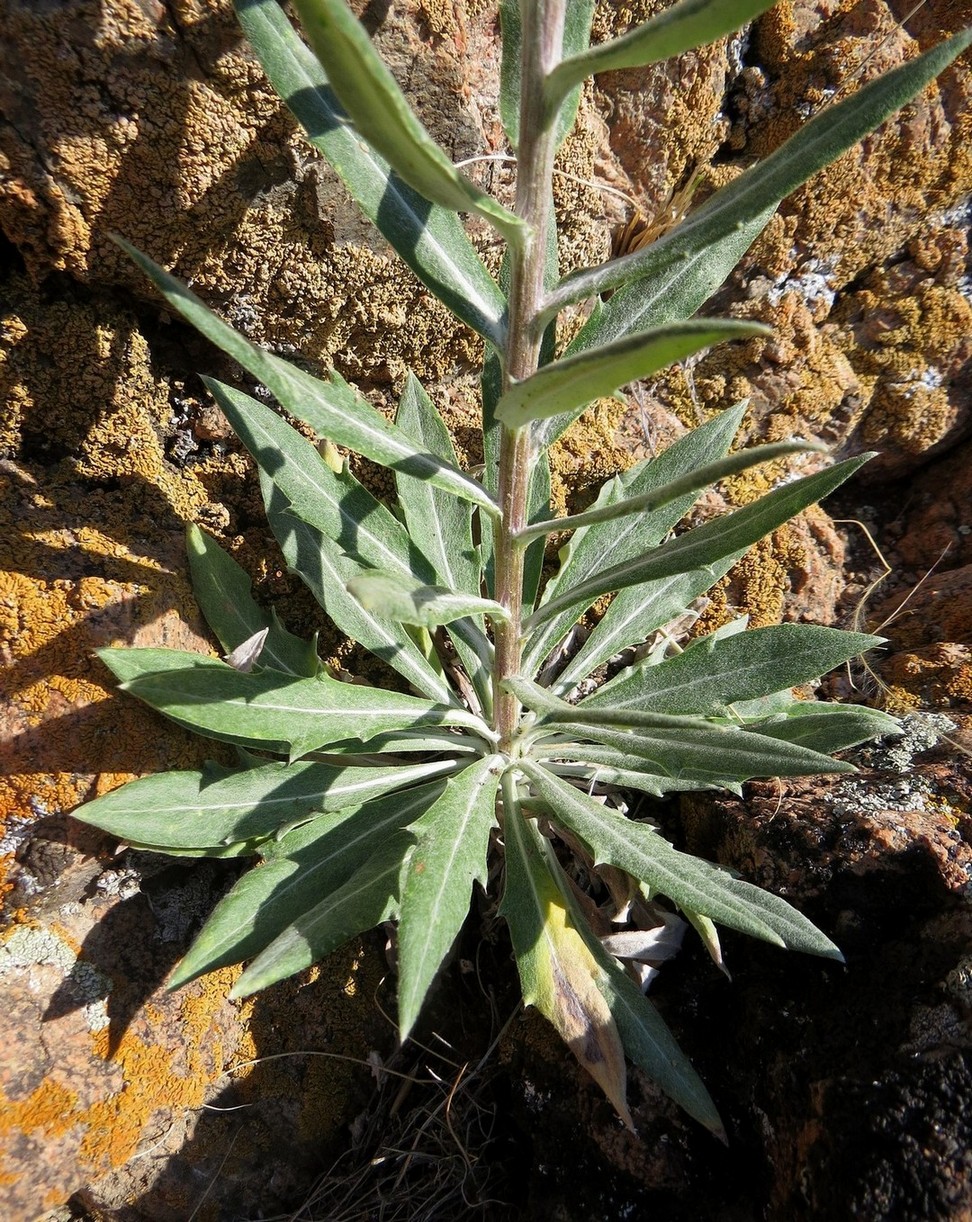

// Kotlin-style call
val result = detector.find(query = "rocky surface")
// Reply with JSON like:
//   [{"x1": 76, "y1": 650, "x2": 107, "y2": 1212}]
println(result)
[{"x1": 1, "y1": 0, "x2": 970, "y2": 1218}]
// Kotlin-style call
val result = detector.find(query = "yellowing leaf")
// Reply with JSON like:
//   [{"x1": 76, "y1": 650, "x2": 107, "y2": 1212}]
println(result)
[{"x1": 501, "y1": 799, "x2": 632, "y2": 1128}]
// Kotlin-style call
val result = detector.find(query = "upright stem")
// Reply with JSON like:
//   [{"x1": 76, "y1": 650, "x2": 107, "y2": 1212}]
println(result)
[{"x1": 492, "y1": 0, "x2": 566, "y2": 752}]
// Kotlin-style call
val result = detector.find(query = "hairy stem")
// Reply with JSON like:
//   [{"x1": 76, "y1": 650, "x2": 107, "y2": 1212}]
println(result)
[{"x1": 492, "y1": 0, "x2": 567, "y2": 752}]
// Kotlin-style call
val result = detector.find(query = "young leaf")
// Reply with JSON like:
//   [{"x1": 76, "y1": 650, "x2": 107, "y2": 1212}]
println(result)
[
  {"x1": 495, "y1": 320, "x2": 768, "y2": 429},
  {"x1": 258, "y1": 471, "x2": 457, "y2": 706},
  {"x1": 115, "y1": 240, "x2": 498, "y2": 517},
  {"x1": 514, "y1": 438, "x2": 822, "y2": 543},
  {"x1": 546, "y1": 31, "x2": 972, "y2": 317},
  {"x1": 186, "y1": 524, "x2": 319, "y2": 678},
  {"x1": 525, "y1": 454, "x2": 872, "y2": 634},
  {"x1": 170, "y1": 780, "x2": 447, "y2": 987},
  {"x1": 347, "y1": 571, "x2": 509, "y2": 629},
  {"x1": 500, "y1": 777, "x2": 633, "y2": 1127},
  {"x1": 397, "y1": 756, "x2": 501, "y2": 1038},
  {"x1": 71, "y1": 757, "x2": 461, "y2": 853},
  {"x1": 99, "y1": 648, "x2": 486, "y2": 760},
  {"x1": 231, "y1": 830, "x2": 414, "y2": 997},
  {"x1": 583, "y1": 624, "x2": 887, "y2": 716},
  {"x1": 521, "y1": 402, "x2": 747, "y2": 679},
  {"x1": 289, "y1": 0, "x2": 526, "y2": 246},
  {"x1": 544, "y1": 839, "x2": 725, "y2": 1136},
  {"x1": 235, "y1": 0, "x2": 507, "y2": 348},
  {"x1": 546, "y1": 0, "x2": 777, "y2": 118},
  {"x1": 521, "y1": 762, "x2": 844, "y2": 960}
]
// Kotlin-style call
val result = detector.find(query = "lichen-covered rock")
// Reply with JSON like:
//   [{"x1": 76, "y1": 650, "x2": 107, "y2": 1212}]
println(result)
[{"x1": 2, "y1": 0, "x2": 972, "y2": 1217}]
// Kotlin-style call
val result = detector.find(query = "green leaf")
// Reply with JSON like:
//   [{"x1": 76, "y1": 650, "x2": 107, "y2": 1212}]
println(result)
[
  {"x1": 552, "y1": 561, "x2": 741, "y2": 696},
  {"x1": 742, "y1": 701, "x2": 901, "y2": 753},
  {"x1": 531, "y1": 717, "x2": 855, "y2": 786},
  {"x1": 496, "y1": 320, "x2": 768, "y2": 429},
  {"x1": 545, "y1": 838, "x2": 724, "y2": 1136},
  {"x1": 515, "y1": 438, "x2": 822, "y2": 544},
  {"x1": 99, "y1": 648, "x2": 486, "y2": 760},
  {"x1": 583, "y1": 624, "x2": 886, "y2": 716},
  {"x1": 536, "y1": 753, "x2": 742, "y2": 798},
  {"x1": 71, "y1": 757, "x2": 460, "y2": 852},
  {"x1": 186, "y1": 524, "x2": 319, "y2": 678},
  {"x1": 258, "y1": 473, "x2": 456, "y2": 705},
  {"x1": 235, "y1": 0, "x2": 507, "y2": 348},
  {"x1": 397, "y1": 756, "x2": 501, "y2": 1038},
  {"x1": 171, "y1": 780, "x2": 446, "y2": 987},
  {"x1": 546, "y1": 31, "x2": 972, "y2": 318},
  {"x1": 525, "y1": 454, "x2": 872, "y2": 635},
  {"x1": 115, "y1": 240, "x2": 498, "y2": 518},
  {"x1": 289, "y1": 0, "x2": 526, "y2": 246},
  {"x1": 521, "y1": 402, "x2": 746, "y2": 679},
  {"x1": 521, "y1": 762, "x2": 844, "y2": 959},
  {"x1": 394, "y1": 374, "x2": 493, "y2": 709},
  {"x1": 501, "y1": 0, "x2": 596, "y2": 149},
  {"x1": 347, "y1": 571, "x2": 509, "y2": 629},
  {"x1": 546, "y1": 0, "x2": 776, "y2": 116},
  {"x1": 211, "y1": 378, "x2": 460, "y2": 703},
  {"x1": 231, "y1": 830, "x2": 414, "y2": 997},
  {"x1": 500, "y1": 775, "x2": 633, "y2": 1127}
]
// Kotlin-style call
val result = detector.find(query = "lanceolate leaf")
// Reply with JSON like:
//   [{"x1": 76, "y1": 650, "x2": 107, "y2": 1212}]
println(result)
[
  {"x1": 290, "y1": 0, "x2": 526, "y2": 245},
  {"x1": 522, "y1": 762, "x2": 844, "y2": 959},
  {"x1": 522, "y1": 402, "x2": 746, "y2": 678},
  {"x1": 258, "y1": 472, "x2": 456, "y2": 705},
  {"x1": 171, "y1": 781, "x2": 446, "y2": 987},
  {"x1": 535, "y1": 719, "x2": 855, "y2": 785},
  {"x1": 551, "y1": 560, "x2": 741, "y2": 695},
  {"x1": 496, "y1": 321, "x2": 767, "y2": 429},
  {"x1": 545, "y1": 839, "x2": 725, "y2": 1136},
  {"x1": 537, "y1": 753, "x2": 742, "y2": 799},
  {"x1": 525, "y1": 454, "x2": 872, "y2": 634},
  {"x1": 235, "y1": 0, "x2": 507, "y2": 348},
  {"x1": 397, "y1": 757, "x2": 502, "y2": 1038},
  {"x1": 583, "y1": 624, "x2": 886, "y2": 716},
  {"x1": 742, "y1": 702, "x2": 901, "y2": 753},
  {"x1": 231, "y1": 830, "x2": 414, "y2": 997},
  {"x1": 394, "y1": 374, "x2": 494, "y2": 706},
  {"x1": 99, "y1": 649, "x2": 485, "y2": 759},
  {"x1": 515, "y1": 439, "x2": 822, "y2": 544},
  {"x1": 546, "y1": 0, "x2": 776, "y2": 115},
  {"x1": 500, "y1": 778, "x2": 632, "y2": 1127},
  {"x1": 72, "y1": 757, "x2": 461, "y2": 852},
  {"x1": 116, "y1": 241, "x2": 498, "y2": 517},
  {"x1": 546, "y1": 31, "x2": 972, "y2": 318},
  {"x1": 213, "y1": 379, "x2": 468, "y2": 703},
  {"x1": 347, "y1": 571, "x2": 508, "y2": 629},
  {"x1": 186, "y1": 524, "x2": 319, "y2": 678}
]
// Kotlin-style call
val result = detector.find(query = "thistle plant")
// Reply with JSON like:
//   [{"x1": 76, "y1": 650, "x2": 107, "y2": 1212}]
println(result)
[{"x1": 73, "y1": 0, "x2": 970, "y2": 1131}]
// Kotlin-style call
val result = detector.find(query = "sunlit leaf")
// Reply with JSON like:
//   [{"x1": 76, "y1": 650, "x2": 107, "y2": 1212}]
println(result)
[
  {"x1": 170, "y1": 781, "x2": 446, "y2": 987},
  {"x1": 522, "y1": 761, "x2": 844, "y2": 959},
  {"x1": 290, "y1": 0, "x2": 526, "y2": 245},
  {"x1": 235, "y1": 0, "x2": 507, "y2": 347},
  {"x1": 231, "y1": 831, "x2": 414, "y2": 997},
  {"x1": 397, "y1": 757, "x2": 501, "y2": 1037},
  {"x1": 348, "y1": 571, "x2": 509, "y2": 629},
  {"x1": 186, "y1": 523, "x2": 319, "y2": 678},
  {"x1": 496, "y1": 321, "x2": 767, "y2": 429},
  {"x1": 115, "y1": 241, "x2": 498, "y2": 517},
  {"x1": 99, "y1": 648, "x2": 486, "y2": 760}
]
